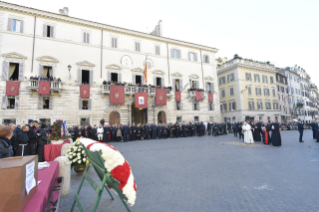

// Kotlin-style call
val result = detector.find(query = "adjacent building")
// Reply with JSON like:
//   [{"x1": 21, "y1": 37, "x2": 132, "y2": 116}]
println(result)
[
  {"x1": 275, "y1": 72, "x2": 290, "y2": 122},
  {"x1": 0, "y1": 2, "x2": 221, "y2": 126},
  {"x1": 217, "y1": 58, "x2": 281, "y2": 122}
]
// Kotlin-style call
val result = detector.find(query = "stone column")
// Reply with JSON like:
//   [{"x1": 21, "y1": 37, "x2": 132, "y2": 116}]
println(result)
[{"x1": 54, "y1": 156, "x2": 71, "y2": 196}]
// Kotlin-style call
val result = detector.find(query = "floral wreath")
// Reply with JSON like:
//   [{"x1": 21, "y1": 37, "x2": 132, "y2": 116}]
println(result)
[{"x1": 79, "y1": 138, "x2": 137, "y2": 206}]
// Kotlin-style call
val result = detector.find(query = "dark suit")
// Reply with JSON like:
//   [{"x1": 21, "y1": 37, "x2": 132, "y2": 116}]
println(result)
[{"x1": 298, "y1": 122, "x2": 304, "y2": 142}]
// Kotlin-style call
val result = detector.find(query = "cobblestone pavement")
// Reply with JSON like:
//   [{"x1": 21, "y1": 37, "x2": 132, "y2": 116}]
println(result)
[{"x1": 60, "y1": 130, "x2": 319, "y2": 212}]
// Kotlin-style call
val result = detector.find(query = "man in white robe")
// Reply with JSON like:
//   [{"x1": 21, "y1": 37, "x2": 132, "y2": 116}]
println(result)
[{"x1": 243, "y1": 122, "x2": 254, "y2": 144}]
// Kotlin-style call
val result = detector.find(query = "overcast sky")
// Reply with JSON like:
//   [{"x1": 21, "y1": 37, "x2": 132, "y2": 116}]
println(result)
[{"x1": 5, "y1": 0, "x2": 319, "y2": 83}]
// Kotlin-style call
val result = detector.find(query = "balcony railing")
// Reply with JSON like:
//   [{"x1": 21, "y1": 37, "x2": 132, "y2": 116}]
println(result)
[
  {"x1": 27, "y1": 80, "x2": 62, "y2": 93},
  {"x1": 187, "y1": 90, "x2": 205, "y2": 100},
  {"x1": 51, "y1": 81, "x2": 62, "y2": 92},
  {"x1": 101, "y1": 85, "x2": 171, "y2": 97},
  {"x1": 28, "y1": 80, "x2": 39, "y2": 90}
]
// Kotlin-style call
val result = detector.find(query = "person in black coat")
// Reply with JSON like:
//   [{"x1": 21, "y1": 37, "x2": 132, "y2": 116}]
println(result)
[
  {"x1": 81, "y1": 126, "x2": 88, "y2": 138},
  {"x1": 103, "y1": 124, "x2": 111, "y2": 143},
  {"x1": 111, "y1": 125, "x2": 118, "y2": 142},
  {"x1": 69, "y1": 126, "x2": 75, "y2": 141},
  {"x1": 87, "y1": 125, "x2": 94, "y2": 139},
  {"x1": 270, "y1": 120, "x2": 281, "y2": 146},
  {"x1": 175, "y1": 124, "x2": 180, "y2": 138},
  {"x1": 238, "y1": 122, "x2": 243, "y2": 139},
  {"x1": 74, "y1": 126, "x2": 80, "y2": 141},
  {"x1": 157, "y1": 124, "x2": 162, "y2": 139},
  {"x1": 122, "y1": 124, "x2": 128, "y2": 142},
  {"x1": 144, "y1": 124, "x2": 149, "y2": 140},
  {"x1": 27, "y1": 121, "x2": 38, "y2": 155},
  {"x1": 298, "y1": 121, "x2": 304, "y2": 143},
  {"x1": 128, "y1": 125, "x2": 132, "y2": 141},
  {"x1": 136, "y1": 124, "x2": 141, "y2": 140},
  {"x1": 151, "y1": 124, "x2": 157, "y2": 139},
  {"x1": 253, "y1": 121, "x2": 262, "y2": 142},
  {"x1": 232, "y1": 122, "x2": 237, "y2": 137},
  {"x1": 131, "y1": 124, "x2": 136, "y2": 141},
  {"x1": 311, "y1": 121, "x2": 317, "y2": 139},
  {"x1": 37, "y1": 123, "x2": 48, "y2": 162},
  {"x1": 17, "y1": 125, "x2": 30, "y2": 156},
  {"x1": 93, "y1": 126, "x2": 98, "y2": 141}
]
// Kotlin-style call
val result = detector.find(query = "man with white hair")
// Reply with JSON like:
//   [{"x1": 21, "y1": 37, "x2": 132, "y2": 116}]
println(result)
[
  {"x1": 242, "y1": 122, "x2": 254, "y2": 144},
  {"x1": 97, "y1": 125, "x2": 103, "y2": 141}
]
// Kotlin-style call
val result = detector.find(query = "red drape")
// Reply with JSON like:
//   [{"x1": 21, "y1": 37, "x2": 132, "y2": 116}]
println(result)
[
  {"x1": 80, "y1": 85, "x2": 90, "y2": 98},
  {"x1": 135, "y1": 92, "x2": 148, "y2": 108},
  {"x1": 110, "y1": 85, "x2": 125, "y2": 105},
  {"x1": 208, "y1": 93, "x2": 213, "y2": 103},
  {"x1": 196, "y1": 91, "x2": 202, "y2": 101},
  {"x1": 175, "y1": 91, "x2": 181, "y2": 102},
  {"x1": 156, "y1": 88, "x2": 167, "y2": 105},
  {"x1": 6, "y1": 81, "x2": 20, "y2": 96},
  {"x1": 39, "y1": 81, "x2": 51, "y2": 95}
]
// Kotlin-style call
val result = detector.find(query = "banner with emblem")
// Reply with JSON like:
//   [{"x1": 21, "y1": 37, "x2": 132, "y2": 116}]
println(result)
[
  {"x1": 80, "y1": 85, "x2": 90, "y2": 98},
  {"x1": 175, "y1": 91, "x2": 181, "y2": 102},
  {"x1": 6, "y1": 81, "x2": 20, "y2": 96},
  {"x1": 39, "y1": 81, "x2": 51, "y2": 95},
  {"x1": 156, "y1": 88, "x2": 167, "y2": 105},
  {"x1": 135, "y1": 92, "x2": 148, "y2": 109},
  {"x1": 208, "y1": 93, "x2": 213, "y2": 103},
  {"x1": 196, "y1": 91, "x2": 202, "y2": 101},
  {"x1": 110, "y1": 85, "x2": 125, "y2": 105}
]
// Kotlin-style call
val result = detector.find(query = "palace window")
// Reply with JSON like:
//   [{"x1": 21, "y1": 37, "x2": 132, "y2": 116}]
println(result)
[
  {"x1": 83, "y1": 32, "x2": 90, "y2": 44},
  {"x1": 38, "y1": 96, "x2": 52, "y2": 110},
  {"x1": 13, "y1": 19, "x2": 21, "y2": 32},
  {"x1": 273, "y1": 102, "x2": 279, "y2": 110},
  {"x1": 111, "y1": 37, "x2": 118, "y2": 48},
  {"x1": 219, "y1": 76, "x2": 226, "y2": 85},
  {"x1": 208, "y1": 102, "x2": 214, "y2": 111},
  {"x1": 4, "y1": 96, "x2": 18, "y2": 110},
  {"x1": 135, "y1": 75, "x2": 142, "y2": 85},
  {"x1": 8, "y1": 62, "x2": 20, "y2": 81},
  {"x1": 174, "y1": 79, "x2": 182, "y2": 91},
  {"x1": 135, "y1": 42, "x2": 141, "y2": 52},
  {"x1": 257, "y1": 101, "x2": 263, "y2": 110},
  {"x1": 270, "y1": 76, "x2": 274, "y2": 84},
  {"x1": 82, "y1": 70, "x2": 90, "y2": 85},
  {"x1": 245, "y1": 73, "x2": 252, "y2": 81},
  {"x1": 193, "y1": 102, "x2": 199, "y2": 111},
  {"x1": 256, "y1": 88, "x2": 262, "y2": 96},
  {"x1": 221, "y1": 89, "x2": 225, "y2": 98},
  {"x1": 254, "y1": 74, "x2": 260, "y2": 82},
  {"x1": 43, "y1": 24, "x2": 54, "y2": 38},
  {"x1": 227, "y1": 73, "x2": 234, "y2": 82},
  {"x1": 3, "y1": 118, "x2": 16, "y2": 125},
  {"x1": 266, "y1": 102, "x2": 271, "y2": 110},
  {"x1": 229, "y1": 87, "x2": 234, "y2": 96},
  {"x1": 43, "y1": 66, "x2": 53, "y2": 78},
  {"x1": 176, "y1": 116, "x2": 182, "y2": 123},
  {"x1": 248, "y1": 87, "x2": 252, "y2": 95},
  {"x1": 191, "y1": 80, "x2": 199, "y2": 89},
  {"x1": 272, "y1": 89, "x2": 276, "y2": 97},
  {"x1": 156, "y1": 77, "x2": 163, "y2": 86},
  {"x1": 79, "y1": 98, "x2": 91, "y2": 110},
  {"x1": 176, "y1": 102, "x2": 182, "y2": 110},
  {"x1": 262, "y1": 75, "x2": 268, "y2": 83},
  {"x1": 188, "y1": 52, "x2": 197, "y2": 62},
  {"x1": 171, "y1": 49, "x2": 181, "y2": 59},
  {"x1": 206, "y1": 82, "x2": 213, "y2": 93},
  {"x1": 203, "y1": 55, "x2": 210, "y2": 63},
  {"x1": 39, "y1": 119, "x2": 51, "y2": 126},
  {"x1": 221, "y1": 103, "x2": 227, "y2": 112},
  {"x1": 80, "y1": 117, "x2": 90, "y2": 126},
  {"x1": 229, "y1": 102, "x2": 236, "y2": 111},
  {"x1": 155, "y1": 46, "x2": 160, "y2": 55},
  {"x1": 194, "y1": 116, "x2": 199, "y2": 122},
  {"x1": 248, "y1": 101, "x2": 255, "y2": 110},
  {"x1": 264, "y1": 88, "x2": 270, "y2": 96}
]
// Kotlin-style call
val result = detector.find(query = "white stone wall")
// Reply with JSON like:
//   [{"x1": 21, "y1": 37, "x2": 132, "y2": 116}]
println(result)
[{"x1": 0, "y1": 7, "x2": 221, "y2": 125}]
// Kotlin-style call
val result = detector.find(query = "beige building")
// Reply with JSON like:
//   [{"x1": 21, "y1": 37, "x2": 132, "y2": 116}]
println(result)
[{"x1": 217, "y1": 58, "x2": 281, "y2": 123}]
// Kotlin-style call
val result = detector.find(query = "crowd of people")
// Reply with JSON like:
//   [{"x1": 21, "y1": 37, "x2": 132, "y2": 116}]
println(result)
[
  {"x1": 102, "y1": 80, "x2": 173, "y2": 90},
  {"x1": 30, "y1": 75, "x2": 62, "y2": 82}
]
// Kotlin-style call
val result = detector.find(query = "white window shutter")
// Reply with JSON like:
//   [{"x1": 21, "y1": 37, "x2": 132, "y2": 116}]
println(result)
[
  {"x1": 77, "y1": 69, "x2": 82, "y2": 85},
  {"x1": 118, "y1": 73, "x2": 122, "y2": 83},
  {"x1": 162, "y1": 77, "x2": 165, "y2": 86},
  {"x1": 39, "y1": 65, "x2": 43, "y2": 76},
  {"x1": 18, "y1": 62, "x2": 24, "y2": 81},
  {"x1": 115, "y1": 38, "x2": 117, "y2": 48},
  {"x1": 51, "y1": 66, "x2": 54, "y2": 77},
  {"x1": 188, "y1": 52, "x2": 190, "y2": 61},
  {"x1": 38, "y1": 96, "x2": 43, "y2": 109},
  {"x1": 210, "y1": 83, "x2": 213, "y2": 93},
  {"x1": 14, "y1": 96, "x2": 19, "y2": 109},
  {"x1": 153, "y1": 76, "x2": 156, "y2": 86},
  {"x1": 2, "y1": 61, "x2": 9, "y2": 81},
  {"x1": 50, "y1": 26, "x2": 54, "y2": 38},
  {"x1": 192, "y1": 102, "x2": 195, "y2": 110},
  {"x1": 43, "y1": 24, "x2": 47, "y2": 37},
  {"x1": 88, "y1": 99, "x2": 92, "y2": 110},
  {"x1": 227, "y1": 75, "x2": 229, "y2": 83},
  {"x1": 180, "y1": 79, "x2": 183, "y2": 91},
  {"x1": 79, "y1": 98, "x2": 82, "y2": 110},
  {"x1": 111, "y1": 38, "x2": 114, "y2": 47},
  {"x1": 141, "y1": 75, "x2": 144, "y2": 85},
  {"x1": 19, "y1": 20, "x2": 24, "y2": 33},
  {"x1": 180, "y1": 101, "x2": 183, "y2": 110},
  {"x1": 1, "y1": 96, "x2": 7, "y2": 109},
  {"x1": 132, "y1": 74, "x2": 135, "y2": 84},
  {"x1": 83, "y1": 32, "x2": 86, "y2": 43},
  {"x1": 89, "y1": 70, "x2": 93, "y2": 85},
  {"x1": 198, "y1": 102, "x2": 200, "y2": 110},
  {"x1": 175, "y1": 102, "x2": 177, "y2": 110},
  {"x1": 207, "y1": 55, "x2": 210, "y2": 63},
  {"x1": 49, "y1": 97, "x2": 53, "y2": 109},
  {"x1": 87, "y1": 33, "x2": 90, "y2": 44},
  {"x1": 172, "y1": 78, "x2": 175, "y2": 91},
  {"x1": 7, "y1": 18, "x2": 13, "y2": 31},
  {"x1": 194, "y1": 53, "x2": 197, "y2": 62},
  {"x1": 178, "y1": 50, "x2": 181, "y2": 59},
  {"x1": 170, "y1": 49, "x2": 173, "y2": 58},
  {"x1": 107, "y1": 71, "x2": 110, "y2": 81}
]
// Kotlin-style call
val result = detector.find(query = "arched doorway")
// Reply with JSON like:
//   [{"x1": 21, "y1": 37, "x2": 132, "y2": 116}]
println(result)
[
  {"x1": 158, "y1": 111, "x2": 166, "y2": 124},
  {"x1": 131, "y1": 102, "x2": 148, "y2": 125},
  {"x1": 109, "y1": 111, "x2": 120, "y2": 125}
]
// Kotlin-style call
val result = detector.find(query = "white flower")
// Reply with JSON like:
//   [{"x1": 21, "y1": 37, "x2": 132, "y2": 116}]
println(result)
[
  {"x1": 69, "y1": 156, "x2": 72, "y2": 159},
  {"x1": 83, "y1": 158, "x2": 86, "y2": 162},
  {"x1": 82, "y1": 150, "x2": 85, "y2": 154},
  {"x1": 78, "y1": 148, "x2": 81, "y2": 152},
  {"x1": 78, "y1": 160, "x2": 81, "y2": 164}
]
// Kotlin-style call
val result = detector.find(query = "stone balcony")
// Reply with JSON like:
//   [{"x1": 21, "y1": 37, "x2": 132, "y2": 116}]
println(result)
[
  {"x1": 27, "y1": 80, "x2": 63, "y2": 93},
  {"x1": 187, "y1": 90, "x2": 205, "y2": 100},
  {"x1": 101, "y1": 85, "x2": 172, "y2": 97}
]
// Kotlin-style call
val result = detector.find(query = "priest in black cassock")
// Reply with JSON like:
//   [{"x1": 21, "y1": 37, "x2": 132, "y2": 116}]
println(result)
[
  {"x1": 253, "y1": 120, "x2": 262, "y2": 142},
  {"x1": 103, "y1": 123, "x2": 110, "y2": 143},
  {"x1": 270, "y1": 120, "x2": 281, "y2": 146}
]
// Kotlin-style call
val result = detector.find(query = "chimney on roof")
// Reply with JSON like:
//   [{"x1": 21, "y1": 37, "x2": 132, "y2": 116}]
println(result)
[
  {"x1": 59, "y1": 7, "x2": 69, "y2": 16},
  {"x1": 150, "y1": 20, "x2": 163, "y2": 37}
]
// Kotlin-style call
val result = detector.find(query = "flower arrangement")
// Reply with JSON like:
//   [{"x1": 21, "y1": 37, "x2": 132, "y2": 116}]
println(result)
[
  {"x1": 79, "y1": 138, "x2": 137, "y2": 206},
  {"x1": 47, "y1": 119, "x2": 68, "y2": 141},
  {"x1": 65, "y1": 139, "x2": 87, "y2": 168}
]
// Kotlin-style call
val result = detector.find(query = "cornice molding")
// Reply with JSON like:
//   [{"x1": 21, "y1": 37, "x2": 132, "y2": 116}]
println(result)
[
  {"x1": 76, "y1": 61, "x2": 95, "y2": 67},
  {"x1": 37, "y1": 56, "x2": 59, "y2": 63},
  {"x1": 189, "y1": 74, "x2": 199, "y2": 80},
  {"x1": 106, "y1": 64, "x2": 122, "y2": 70},
  {"x1": 0, "y1": 3, "x2": 218, "y2": 53},
  {"x1": 152, "y1": 70, "x2": 165, "y2": 75},
  {"x1": 204, "y1": 76, "x2": 213, "y2": 81},
  {"x1": 2, "y1": 52, "x2": 27, "y2": 60},
  {"x1": 171, "y1": 72, "x2": 183, "y2": 77},
  {"x1": 131, "y1": 67, "x2": 143, "y2": 73}
]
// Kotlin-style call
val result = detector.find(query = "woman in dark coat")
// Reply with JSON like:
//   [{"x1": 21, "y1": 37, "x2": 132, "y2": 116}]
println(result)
[
  {"x1": 87, "y1": 125, "x2": 94, "y2": 139},
  {"x1": 37, "y1": 123, "x2": 48, "y2": 162},
  {"x1": 271, "y1": 120, "x2": 281, "y2": 146},
  {"x1": 103, "y1": 124, "x2": 110, "y2": 143},
  {"x1": 16, "y1": 125, "x2": 30, "y2": 156},
  {"x1": 0, "y1": 126, "x2": 14, "y2": 158}
]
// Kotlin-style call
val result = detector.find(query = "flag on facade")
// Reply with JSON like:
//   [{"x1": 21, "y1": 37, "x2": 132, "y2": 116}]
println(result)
[
  {"x1": 196, "y1": 91, "x2": 202, "y2": 101},
  {"x1": 39, "y1": 81, "x2": 50, "y2": 95},
  {"x1": 80, "y1": 85, "x2": 90, "y2": 98},
  {"x1": 135, "y1": 92, "x2": 148, "y2": 108},
  {"x1": 156, "y1": 88, "x2": 167, "y2": 105},
  {"x1": 175, "y1": 91, "x2": 181, "y2": 102},
  {"x1": 6, "y1": 81, "x2": 20, "y2": 96},
  {"x1": 110, "y1": 85, "x2": 125, "y2": 105},
  {"x1": 208, "y1": 93, "x2": 213, "y2": 103}
]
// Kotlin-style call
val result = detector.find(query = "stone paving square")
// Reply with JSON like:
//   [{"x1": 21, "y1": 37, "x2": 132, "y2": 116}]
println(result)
[{"x1": 61, "y1": 130, "x2": 319, "y2": 212}]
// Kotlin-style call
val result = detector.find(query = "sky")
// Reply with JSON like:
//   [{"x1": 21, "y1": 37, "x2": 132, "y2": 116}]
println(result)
[{"x1": 4, "y1": 0, "x2": 319, "y2": 83}]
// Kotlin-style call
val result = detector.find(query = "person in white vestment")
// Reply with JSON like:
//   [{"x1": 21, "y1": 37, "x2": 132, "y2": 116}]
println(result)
[{"x1": 243, "y1": 122, "x2": 254, "y2": 144}]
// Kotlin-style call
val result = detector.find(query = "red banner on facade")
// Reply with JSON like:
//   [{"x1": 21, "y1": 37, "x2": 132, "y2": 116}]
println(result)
[
  {"x1": 135, "y1": 92, "x2": 148, "y2": 109},
  {"x1": 80, "y1": 85, "x2": 90, "y2": 98},
  {"x1": 156, "y1": 88, "x2": 167, "y2": 105},
  {"x1": 39, "y1": 81, "x2": 51, "y2": 95},
  {"x1": 196, "y1": 91, "x2": 202, "y2": 101},
  {"x1": 6, "y1": 81, "x2": 20, "y2": 96},
  {"x1": 208, "y1": 93, "x2": 213, "y2": 103},
  {"x1": 175, "y1": 91, "x2": 181, "y2": 102},
  {"x1": 110, "y1": 85, "x2": 125, "y2": 105}
]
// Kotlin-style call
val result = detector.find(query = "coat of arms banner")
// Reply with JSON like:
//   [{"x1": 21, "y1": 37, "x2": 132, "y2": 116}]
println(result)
[
  {"x1": 6, "y1": 81, "x2": 20, "y2": 96},
  {"x1": 80, "y1": 85, "x2": 90, "y2": 98},
  {"x1": 110, "y1": 85, "x2": 125, "y2": 105},
  {"x1": 156, "y1": 88, "x2": 167, "y2": 105},
  {"x1": 39, "y1": 81, "x2": 50, "y2": 95}
]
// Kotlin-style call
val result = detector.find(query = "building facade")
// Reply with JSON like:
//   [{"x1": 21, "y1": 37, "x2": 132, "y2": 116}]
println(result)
[
  {"x1": 0, "y1": 2, "x2": 221, "y2": 126},
  {"x1": 297, "y1": 68, "x2": 312, "y2": 121},
  {"x1": 217, "y1": 58, "x2": 281, "y2": 123},
  {"x1": 275, "y1": 73, "x2": 290, "y2": 122}
]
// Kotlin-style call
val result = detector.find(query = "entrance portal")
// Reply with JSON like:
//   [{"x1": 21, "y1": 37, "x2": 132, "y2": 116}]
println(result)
[
  {"x1": 131, "y1": 102, "x2": 147, "y2": 125},
  {"x1": 158, "y1": 111, "x2": 166, "y2": 124},
  {"x1": 109, "y1": 111, "x2": 120, "y2": 125}
]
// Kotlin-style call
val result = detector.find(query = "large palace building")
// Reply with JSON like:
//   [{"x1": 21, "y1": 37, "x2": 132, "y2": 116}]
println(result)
[{"x1": 0, "y1": 2, "x2": 221, "y2": 126}]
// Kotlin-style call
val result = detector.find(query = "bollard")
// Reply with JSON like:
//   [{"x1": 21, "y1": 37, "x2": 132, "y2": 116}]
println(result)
[{"x1": 54, "y1": 156, "x2": 71, "y2": 196}]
